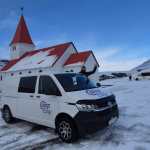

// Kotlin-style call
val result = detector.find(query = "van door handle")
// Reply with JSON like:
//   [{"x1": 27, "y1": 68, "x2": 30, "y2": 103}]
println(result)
[
  {"x1": 36, "y1": 96, "x2": 40, "y2": 98},
  {"x1": 30, "y1": 95, "x2": 34, "y2": 98}
]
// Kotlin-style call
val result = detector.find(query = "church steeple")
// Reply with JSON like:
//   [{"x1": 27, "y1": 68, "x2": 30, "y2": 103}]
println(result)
[
  {"x1": 10, "y1": 15, "x2": 34, "y2": 45},
  {"x1": 10, "y1": 14, "x2": 35, "y2": 60}
]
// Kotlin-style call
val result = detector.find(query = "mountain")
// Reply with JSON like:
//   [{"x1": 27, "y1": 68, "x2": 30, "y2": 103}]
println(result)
[{"x1": 131, "y1": 59, "x2": 150, "y2": 73}]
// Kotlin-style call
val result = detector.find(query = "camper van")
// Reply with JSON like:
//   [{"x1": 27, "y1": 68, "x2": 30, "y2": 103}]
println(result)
[{"x1": 0, "y1": 70, "x2": 119, "y2": 143}]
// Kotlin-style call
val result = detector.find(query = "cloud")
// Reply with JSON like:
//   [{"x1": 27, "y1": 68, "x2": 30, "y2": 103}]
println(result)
[
  {"x1": 95, "y1": 50, "x2": 147, "y2": 71},
  {"x1": 94, "y1": 47, "x2": 121, "y2": 59},
  {"x1": 101, "y1": 58, "x2": 147, "y2": 71},
  {"x1": 92, "y1": 47, "x2": 147, "y2": 71},
  {"x1": 76, "y1": 33, "x2": 149, "y2": 71}
]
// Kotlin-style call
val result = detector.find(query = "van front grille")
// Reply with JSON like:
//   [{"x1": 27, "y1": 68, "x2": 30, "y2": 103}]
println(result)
[{"x1": 76, "y1": 95, "x2": 116, "y2": 108}]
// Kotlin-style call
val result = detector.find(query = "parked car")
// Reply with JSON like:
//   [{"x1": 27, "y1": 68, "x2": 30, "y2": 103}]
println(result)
[{"x1": 133, "y1": 72, "x2": 150, "y2": 80}]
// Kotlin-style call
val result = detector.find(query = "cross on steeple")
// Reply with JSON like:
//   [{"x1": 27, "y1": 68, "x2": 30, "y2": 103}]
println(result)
[{"x1": 21, "y1": 7, "x2": 24, "y2": 14}]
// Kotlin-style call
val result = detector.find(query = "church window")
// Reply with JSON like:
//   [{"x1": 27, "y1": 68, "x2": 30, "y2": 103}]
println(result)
[{"x1": 12, "y1": 46, "x2": 16, "y2": 51}]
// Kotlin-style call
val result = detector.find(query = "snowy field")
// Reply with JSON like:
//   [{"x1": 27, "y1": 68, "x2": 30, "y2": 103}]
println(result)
[{"x1": 1, "y1": 78, "x2": 150, "y2": 150}]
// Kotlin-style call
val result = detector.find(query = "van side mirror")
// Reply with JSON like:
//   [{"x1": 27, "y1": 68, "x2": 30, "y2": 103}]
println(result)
[{"x1": 96, "y1": 82, "x2": 101, "y2": 87}]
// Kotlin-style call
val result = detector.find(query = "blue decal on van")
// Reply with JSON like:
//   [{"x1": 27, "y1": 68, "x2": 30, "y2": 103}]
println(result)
[
  {"x1": 40, "y1": 101, "x2": 51, "y2": 114},
  {"x1": 86, "y1": 89, "x2": 102, "y2": 97}
]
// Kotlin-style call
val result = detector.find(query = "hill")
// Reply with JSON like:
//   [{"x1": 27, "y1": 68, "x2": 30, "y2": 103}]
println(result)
[{"x1": 131, "y1": 59, "x2": 150, "y2": 73}]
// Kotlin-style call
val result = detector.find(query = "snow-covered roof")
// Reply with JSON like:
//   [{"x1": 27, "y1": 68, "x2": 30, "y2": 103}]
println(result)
[
  {"x1": 64, "y1": 62, "x2": 84, "y2": 67},
  {"x1": 10, "y1": 15, "x2": 34, "y2": 45},
  {"x1": 0, "y1": 60, "x2": 9, "y2": 69},
  {"x1": 1, "y1": 42, "x2": 71, "y2": 72},
  {"x1": 64, "y1": 51, "x2": 99, "y2": 67}
]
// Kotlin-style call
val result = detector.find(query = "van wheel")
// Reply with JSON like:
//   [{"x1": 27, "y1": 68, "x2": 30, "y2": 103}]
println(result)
[
  {"x1": 2, "y1": 106, "x2": 14, "y2": 123},
  {"x1": 56, "y1": 117, "x2": 78, "y2": 143}
]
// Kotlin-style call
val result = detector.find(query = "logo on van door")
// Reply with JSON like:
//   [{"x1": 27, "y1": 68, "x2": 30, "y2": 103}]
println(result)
[
  {"x1": 40, "y1": 101, "x2": 51, "y2": 114},
  {"x1": 86, "y1": 89, "x2": 105, "y2": 97}
]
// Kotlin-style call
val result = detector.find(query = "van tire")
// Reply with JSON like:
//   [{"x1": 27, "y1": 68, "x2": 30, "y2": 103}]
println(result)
[
  {"x1": 2, "y1": 106, "x2": 14, "y2": 123},
  {"x1": 56, "y1": 116, "x2": 78, "y2": 143}
]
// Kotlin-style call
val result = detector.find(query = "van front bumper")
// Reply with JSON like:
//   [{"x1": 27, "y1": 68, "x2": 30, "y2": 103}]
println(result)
[{"x1": 74, "y1": 105, "x2": 119, "y2": 136}]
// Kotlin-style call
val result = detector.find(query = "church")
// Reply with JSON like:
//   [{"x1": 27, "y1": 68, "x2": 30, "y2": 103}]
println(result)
[{"x1": 0, "y1": 15, "x2": 99, "y2": 81}]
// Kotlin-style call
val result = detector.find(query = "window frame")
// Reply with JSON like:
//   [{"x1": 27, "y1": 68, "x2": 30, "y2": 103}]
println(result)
[
  {"x1": 18, "y1": 76, "x2": 37, "y2": 93},
  {"x1": 38, "y1": 75, "x2": 61, "y2": 96},
  {"x1": 55, "y1": 73, "x2": 97, "y2": 92}
]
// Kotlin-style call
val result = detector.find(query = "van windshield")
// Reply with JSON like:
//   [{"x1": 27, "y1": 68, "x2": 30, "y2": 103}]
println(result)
[{"x1": 55, "y1": 73, "x2": 97, "y2": 92}]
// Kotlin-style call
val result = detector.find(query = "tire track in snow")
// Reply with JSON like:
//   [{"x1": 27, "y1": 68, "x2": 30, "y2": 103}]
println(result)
[
  {"x1": 17, "y1": 137, "x2": 59, "y2": 150},
  {"x1": 3, "y1": 131, "x2": 58, "y2": 150},
  {"x1": 0, "y1": 113, "x2": 58, "y2": 150}
]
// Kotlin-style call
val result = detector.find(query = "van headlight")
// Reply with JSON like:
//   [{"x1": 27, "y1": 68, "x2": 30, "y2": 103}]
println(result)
[{"x1": 76, "y1": 104, "x2": 98, "y2": 112}]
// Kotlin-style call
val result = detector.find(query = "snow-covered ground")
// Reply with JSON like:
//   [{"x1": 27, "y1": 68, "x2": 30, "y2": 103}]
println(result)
[{"x1": 1, "y1": 78, "x2": 150, "y2": 150}]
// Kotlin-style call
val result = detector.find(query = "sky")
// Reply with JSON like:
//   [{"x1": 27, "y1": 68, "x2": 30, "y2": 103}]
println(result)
[{"x1": 0, "y1": 0, "x2": 150, "y2": 71}]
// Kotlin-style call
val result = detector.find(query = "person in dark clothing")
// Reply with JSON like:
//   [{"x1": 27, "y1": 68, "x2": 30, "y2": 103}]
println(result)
[
  {"x1": 129, "y1": 75, "x2": 132, "y2": 81},
  {"x1": 79, "y1": 65, "x2": 97, "y2": 77}
]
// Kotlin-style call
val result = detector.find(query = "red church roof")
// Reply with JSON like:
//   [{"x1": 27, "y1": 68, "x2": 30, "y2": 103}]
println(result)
[
  {"x1": 64, "y1": 51, "x2": 99, "y2": 66},
  {"x1": 1, "y1": 42, "x2": 71, "y2": 71},
  {"x1": 10, "y1": 15, "x2": 34, "y2": 45},
  {"x1": 64, "y1": 51, "x2": 92, "y2": 66}
]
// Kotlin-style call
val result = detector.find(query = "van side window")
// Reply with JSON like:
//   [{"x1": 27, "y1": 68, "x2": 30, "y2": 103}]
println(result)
[
  {"x1": 39, "y1": 76, "x2": 61, "y2": 96},
  {"x1": 18, "y1": 76, "x2": 37, "y2": 93}
]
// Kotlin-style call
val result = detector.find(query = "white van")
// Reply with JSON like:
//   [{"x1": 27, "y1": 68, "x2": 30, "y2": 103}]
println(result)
[{"x1": 0, "y1": 72, "x2": 119, "y2": 143}]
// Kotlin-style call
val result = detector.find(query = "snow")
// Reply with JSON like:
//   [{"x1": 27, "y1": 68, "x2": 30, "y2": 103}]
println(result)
[
  {"x1": 0, "y1": 60, "x2": 9, "y2": 70},
  {"x1": 131, "y1": 59, "x2": 150, "y2": 73},
  {"x1": 9, "y1": 50, "x2": 57, "y2": 71},
  {"x1": 0, "y1": 117, "x2": 57, "y2": 150},
  {"x1": 1, "y1": 78, "x2": 150, "y2": 149},
  {"x1": 64, "y1": 62, "x2": 84, "y2": 67}
]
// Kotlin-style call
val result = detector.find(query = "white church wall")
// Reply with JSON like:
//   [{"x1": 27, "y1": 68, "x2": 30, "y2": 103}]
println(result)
[
  {"x1": 10, "y1": 43, "x2": 35, "y2": 59},
  {"x1": 64, "y1": 64, "x2": 82, "y2": 73},
  {"x1": 54, "y1": 44, "x2": 77, "y2": 72}
]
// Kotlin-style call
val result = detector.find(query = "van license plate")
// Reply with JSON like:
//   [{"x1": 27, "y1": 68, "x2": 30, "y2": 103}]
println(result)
[{"x1": 108, "y1": 117, "x2": 117, "y2": 125}]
